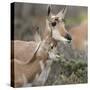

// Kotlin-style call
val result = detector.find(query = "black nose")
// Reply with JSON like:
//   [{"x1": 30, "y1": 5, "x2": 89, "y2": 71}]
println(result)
[
  {"x1": 65, "y1": 33, "x2": 72, "y2": 42},
  {"x1": 51, "y1": 22, "x2": 56, "y2": 27}
]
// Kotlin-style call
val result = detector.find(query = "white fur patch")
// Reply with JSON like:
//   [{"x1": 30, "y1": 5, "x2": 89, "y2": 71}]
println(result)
[
  {"x1": 52, "y1": 29, "x2": 68, "y2": 42},
  {"x1": 49, "y1": 51, "x2": 56, "y2": 60},
  {"x1": 39, "y1": 61, "x2": 45, "y2": 71}
]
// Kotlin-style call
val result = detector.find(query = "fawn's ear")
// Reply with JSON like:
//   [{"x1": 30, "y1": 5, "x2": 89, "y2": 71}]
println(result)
[{"x1": 56, "y1": 6, "x2": 67, "y2": 19}]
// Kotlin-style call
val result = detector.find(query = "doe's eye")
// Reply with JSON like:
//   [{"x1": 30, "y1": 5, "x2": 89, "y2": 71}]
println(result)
[{"x1": 51, "y1": 22, "x2": 56, "y2": 27}]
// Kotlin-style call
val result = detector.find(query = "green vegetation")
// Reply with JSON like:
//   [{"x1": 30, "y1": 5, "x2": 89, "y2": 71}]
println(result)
[
  {"x1": 65, "y1": 12, "x2": 87, "y2": 26},
  {"x1": 54, "y1": 55, "x2": 87, "y2": 84}
]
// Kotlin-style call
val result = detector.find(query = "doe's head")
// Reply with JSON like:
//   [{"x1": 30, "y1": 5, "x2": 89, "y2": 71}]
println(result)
[{"x1": 47, "y1": 5, "x2": 72, "y2": 43}]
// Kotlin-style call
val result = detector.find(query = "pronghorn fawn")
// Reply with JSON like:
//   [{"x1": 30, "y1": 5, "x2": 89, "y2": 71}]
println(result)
[
  {"x1": 11, "y1": 6, "x2": 72, "y2": 87},
  {"x1": 69, "y1": 20, "x2": 88, "y2": 51}
]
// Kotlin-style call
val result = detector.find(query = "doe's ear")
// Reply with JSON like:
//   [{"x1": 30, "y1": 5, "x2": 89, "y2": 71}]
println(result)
[
  {"x1": 48, "y1": 5, "x2": 51, "y2": 16},
  {"x1": 56, "y1": 6, "x2": 67, "y2": 19},
  {"x1": 47, "y1": 5, "x2": 53, "y2": 18}
]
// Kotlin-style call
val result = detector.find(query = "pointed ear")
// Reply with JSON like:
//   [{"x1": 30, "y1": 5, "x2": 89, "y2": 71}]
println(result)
[
  {"x1": 56, "y1": 7, "x2": 67, "y2": 19},
  {"x1": 48, "y1": 5, "x2": 51, "y2": 16},
  {"x1": 47, "y1": 5, "x2": 53, "y2": 18}
]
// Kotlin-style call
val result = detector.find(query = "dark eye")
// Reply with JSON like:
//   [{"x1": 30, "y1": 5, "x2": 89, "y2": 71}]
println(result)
[
  {"x1": 51, "y1": 46, "x2": 53, "y2": 49},
  {"x1": 51, "y1": 22, "x2": 56, "y2": 27}
]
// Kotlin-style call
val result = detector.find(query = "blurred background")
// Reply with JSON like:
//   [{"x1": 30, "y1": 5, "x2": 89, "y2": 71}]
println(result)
[
  {"x1": 14, "y1": 2, "x2": 87, "y2": 41},
  {"x1": 13, "y1": 2, "x2": 88, "y2": 85}
]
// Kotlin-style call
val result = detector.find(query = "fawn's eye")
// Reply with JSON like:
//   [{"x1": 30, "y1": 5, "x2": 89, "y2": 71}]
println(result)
[
  {"x1": 51, "y1": 45, "x2": 53, "y2": 49},
  {"x1": 50, "y1": 43, "x2": 54, "y2": 49}
]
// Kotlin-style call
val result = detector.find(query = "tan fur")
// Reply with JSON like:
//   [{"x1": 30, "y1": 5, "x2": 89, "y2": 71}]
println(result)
[
  {"x1": 11, "y1": 31, "x2": 57, "y2": 87},
  {"x1": 58, "y1": 23, "x2": 68, "y2": 37},
  {"x1": 11, "y1": 7, "x2": 70, "y2": 87},
  {"x1": 13, "y1": 59, "x2": 42, "y2": 87}
]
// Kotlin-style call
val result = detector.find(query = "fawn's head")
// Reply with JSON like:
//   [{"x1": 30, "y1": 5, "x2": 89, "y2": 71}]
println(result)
[{"x1": 47, "y1": 5, "x2": 72, "y2": 43}]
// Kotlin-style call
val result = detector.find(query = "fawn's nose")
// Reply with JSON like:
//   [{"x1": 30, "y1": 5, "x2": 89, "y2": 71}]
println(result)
[
  {"x1": 51, "y1": 22, "x2": 56, "y2": 27},
  {"x1": 65, "y1": 33, "x2": 72, "y2": 43}
]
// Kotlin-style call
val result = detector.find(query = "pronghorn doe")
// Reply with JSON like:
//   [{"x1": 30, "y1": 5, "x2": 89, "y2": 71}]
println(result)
[{"x1": 11, "y1": 6, "x2": 72, "y2": 87}]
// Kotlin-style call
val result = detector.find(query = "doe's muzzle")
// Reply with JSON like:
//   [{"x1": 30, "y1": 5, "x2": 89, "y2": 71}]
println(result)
[{"x1": 65, "y1": 33, "x2": 72, "y2": 43}]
